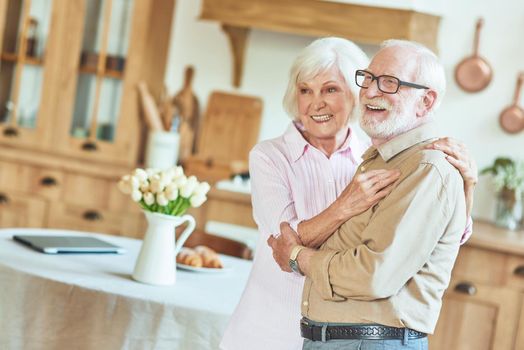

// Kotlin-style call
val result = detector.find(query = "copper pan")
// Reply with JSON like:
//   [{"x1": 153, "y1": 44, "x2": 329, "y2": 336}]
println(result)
[
  {"x1": 499, "y1": 73, "x2": 524, "y2": 134},
  {"x1": 455, "y1": 18, "x2": 492, "y2": 93}
]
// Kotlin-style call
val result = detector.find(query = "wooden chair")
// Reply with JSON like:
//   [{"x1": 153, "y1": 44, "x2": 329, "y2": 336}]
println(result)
[{"x1": 178, "y1": 229, "x2": 253, "y2": 260}]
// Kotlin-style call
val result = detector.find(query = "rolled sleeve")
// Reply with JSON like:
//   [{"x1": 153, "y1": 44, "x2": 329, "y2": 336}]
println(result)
[{"x1": 309, "y1": 249, "x2": 346, "y2": 301}]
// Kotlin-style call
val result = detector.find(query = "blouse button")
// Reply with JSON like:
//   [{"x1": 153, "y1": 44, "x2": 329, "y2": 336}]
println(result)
[{"x1": 303, "y1": 301, "x2": 309, "y2": 306}]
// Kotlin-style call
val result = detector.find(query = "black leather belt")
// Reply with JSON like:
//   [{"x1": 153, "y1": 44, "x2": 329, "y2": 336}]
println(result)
[{"x1": 300, "y1": 318, "x2": 427, "y2": 341}]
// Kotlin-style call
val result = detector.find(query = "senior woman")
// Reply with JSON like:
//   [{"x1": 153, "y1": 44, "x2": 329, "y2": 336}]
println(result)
[{"x1": 220, "y1": 37, "x2": 476, "y2": 350}]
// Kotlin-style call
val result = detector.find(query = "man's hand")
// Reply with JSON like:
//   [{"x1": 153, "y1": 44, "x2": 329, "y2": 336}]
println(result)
[{"x1": 267, "y1": 222, "x2": 302, "y2": 272}]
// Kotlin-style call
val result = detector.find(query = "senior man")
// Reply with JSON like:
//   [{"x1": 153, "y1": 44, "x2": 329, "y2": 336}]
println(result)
[{"x1": 269, "y1": 39, "x2": 467, "y2": 350}]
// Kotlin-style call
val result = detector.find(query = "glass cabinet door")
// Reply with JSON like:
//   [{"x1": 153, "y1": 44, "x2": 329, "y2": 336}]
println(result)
[
  {"x1": 70, "y1": 0, "x2": 133, "y2": 146},
  {"x1": 0, "y1": 0, "x2": 53, "y2": 143}
]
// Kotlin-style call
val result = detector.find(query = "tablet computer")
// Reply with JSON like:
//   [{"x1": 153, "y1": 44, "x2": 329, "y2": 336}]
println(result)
[{"x1": 13, "y1": 235, "x2": 126, "y2": 254}]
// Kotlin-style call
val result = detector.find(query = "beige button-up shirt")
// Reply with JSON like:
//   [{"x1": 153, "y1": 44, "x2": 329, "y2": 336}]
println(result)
[{"x1": 301, "y1": 122, "x2": 466, "y2": 334}]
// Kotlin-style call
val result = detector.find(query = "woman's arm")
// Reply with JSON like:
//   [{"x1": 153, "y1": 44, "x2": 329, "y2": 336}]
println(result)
[
  {"x1": 250, "y1": 147, "x2": 400, "y2": 249},
  {"x1": 298, "y1": 169, "x2": 400, "y2": 248}
]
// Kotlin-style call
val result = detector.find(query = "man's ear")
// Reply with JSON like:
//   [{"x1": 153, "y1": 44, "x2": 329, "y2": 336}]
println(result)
[{"x1": 416, "y1": 90, "x2": 437, "y2": 117}]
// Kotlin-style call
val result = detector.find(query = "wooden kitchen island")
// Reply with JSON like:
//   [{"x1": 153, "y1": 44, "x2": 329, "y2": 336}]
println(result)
[{"x1": 430, "y1": 220, "x2": 524, "y2": 350}]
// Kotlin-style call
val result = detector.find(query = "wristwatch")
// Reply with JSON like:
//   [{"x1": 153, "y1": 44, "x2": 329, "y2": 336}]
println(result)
[{"x1": 289, "y1": 245, "x2": 306, "y2": 275}]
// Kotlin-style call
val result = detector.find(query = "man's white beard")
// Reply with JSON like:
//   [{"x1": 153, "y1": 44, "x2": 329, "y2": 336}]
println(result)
[{"x1": 359, "y1": 97, "x2": 419, "y2": 140}]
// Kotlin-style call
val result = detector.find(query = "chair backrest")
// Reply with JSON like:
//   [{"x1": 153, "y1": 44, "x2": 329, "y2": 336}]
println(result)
[{"x1": 179, "y1": 229, "x2": 253, "y2": 260}]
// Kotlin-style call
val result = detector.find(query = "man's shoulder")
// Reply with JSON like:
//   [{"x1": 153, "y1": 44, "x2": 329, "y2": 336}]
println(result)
[{"x1": 402, "y1": 146, "x2": 462, "y2": 184}]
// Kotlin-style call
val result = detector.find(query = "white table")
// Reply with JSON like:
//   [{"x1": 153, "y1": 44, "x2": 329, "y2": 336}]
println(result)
[{"x1": 0, "y1": 228, "x2": 252, "y2": 350}]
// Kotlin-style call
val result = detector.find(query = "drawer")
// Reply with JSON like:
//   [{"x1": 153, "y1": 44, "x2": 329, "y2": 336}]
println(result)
[
  {"x1": 0, "y1": 190, "x2": 47, "y2": 228},
  {"x1": 0, "y1": 161, "x2": 64, "y2": 199},
  {"x1": 506, "y1": 255, "x2": 524, "y2": 290},
  {"x1": 452, "y1": 245, "x2": 508, "y2": 286},
  {"x1": 48, "y1": 203, "x2": 127, "y2": 236},
  {"x1": 0, "y1": 160, "x2": 33, "y2": 192}
]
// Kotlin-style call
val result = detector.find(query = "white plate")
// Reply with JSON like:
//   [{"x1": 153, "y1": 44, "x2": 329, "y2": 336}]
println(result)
[{"x1": 176, "y1": 263, "x2": 231, "y2": 273}]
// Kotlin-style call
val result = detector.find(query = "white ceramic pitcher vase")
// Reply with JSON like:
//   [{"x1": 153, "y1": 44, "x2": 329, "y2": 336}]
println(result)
[{"x1": 132, "y1": 211, "x2": 195, "y2": 285}]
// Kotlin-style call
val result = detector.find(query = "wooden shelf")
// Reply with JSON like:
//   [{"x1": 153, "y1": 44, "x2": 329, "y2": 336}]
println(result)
[
  {"x1": 78, "y1": 65, "x2": 124, "y2": 80},
  {"x1": 1, "y1": 52, "x2": 44, "y2": 66},
  {"x1": 200, "y1": 0, "x2": 441, "y2": 87}
]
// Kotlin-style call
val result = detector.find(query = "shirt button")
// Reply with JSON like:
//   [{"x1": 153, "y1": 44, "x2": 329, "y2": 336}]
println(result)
[
  {"x1": 303, "y1": 301, "x2": 309, "y2": 306},
  {"x1": 361, "y1": 166, "x2": 366, "y2": 172}
]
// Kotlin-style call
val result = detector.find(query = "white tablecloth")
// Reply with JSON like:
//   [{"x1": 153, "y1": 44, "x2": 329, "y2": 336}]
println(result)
[{"x1": 0, "y1": 228, "x2": 252, "y2": 350}]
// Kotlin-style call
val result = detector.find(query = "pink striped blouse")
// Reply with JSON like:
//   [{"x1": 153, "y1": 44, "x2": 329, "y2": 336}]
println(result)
[
  {"x1": 220, "y1": 122, "x2": 472, "y2": 350},
  {"x1": 220, "y1": 122, "x2": 368, "y2": 350}
]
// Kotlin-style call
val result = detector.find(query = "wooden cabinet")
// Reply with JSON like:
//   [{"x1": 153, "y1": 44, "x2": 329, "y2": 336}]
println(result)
[
  {"x1": 0, "y1": 190, "x2": 46, "y2": 227},
  {"x1": 0, "y1": 0, "x2": 175, "y2": 237},
  {"x1": 430, "y1": 221, "x2": 524, "y2": 350}
]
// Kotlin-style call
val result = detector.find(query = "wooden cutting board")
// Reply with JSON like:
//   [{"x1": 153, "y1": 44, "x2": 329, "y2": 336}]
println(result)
[{"x1": 184, "y1": 91, "x2": 262, "y2": 182}]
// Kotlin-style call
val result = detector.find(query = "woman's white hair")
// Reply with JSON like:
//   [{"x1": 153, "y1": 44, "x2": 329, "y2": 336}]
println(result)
[
  {"x1": 381, "y1": 39, "x2": 446, "y2": 112},
  {"x1": 283, "y1": 37, "x2": 369, "y2": 120}
]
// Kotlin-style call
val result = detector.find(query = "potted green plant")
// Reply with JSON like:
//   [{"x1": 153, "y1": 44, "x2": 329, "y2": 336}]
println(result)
[{"x1": 481, "y1": 157, "x2": 524, "y2": 230}]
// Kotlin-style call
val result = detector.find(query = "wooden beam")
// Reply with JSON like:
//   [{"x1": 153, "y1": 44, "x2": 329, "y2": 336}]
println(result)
[
  {"x1": 221, "y1": 24, "x2": 250, "y2": 88},
  {"x1": 200, "y1": 0, "x2": 440, "y2": 50}
]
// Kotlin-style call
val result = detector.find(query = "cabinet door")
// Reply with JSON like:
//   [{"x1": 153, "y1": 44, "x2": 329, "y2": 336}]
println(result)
[
  {"x1": 430, "y1": 279, "x2": 521, "y2": 350},
  {"x1": 0, "y1": 0, "x2": 61, "y2": 149},
  {"x1": 52, "y1": 0, "x2": 175, "y2": 167},
  {"x1": 515, "y1": 298, "x2": 524, "y2": 350},
  {"x1": 0, "y1": 190, "x2": 46, "y2": 227}
]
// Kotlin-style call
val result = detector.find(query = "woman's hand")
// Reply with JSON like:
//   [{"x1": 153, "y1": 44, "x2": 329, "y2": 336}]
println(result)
[
  {"x1": 335, "y1": 169, "x2": 401, "y2": 219},
  {"x1": 426, "y1": 137, "x2": 477, "y2": 217}
]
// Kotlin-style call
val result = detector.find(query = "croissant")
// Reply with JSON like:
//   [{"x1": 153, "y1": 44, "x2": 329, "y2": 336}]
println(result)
[
  {"x1": 177, "y1": 247, "x2": 203, "y2": 267},
  {"x1": 194, "y1": 245, "x2": 223, "y2": 268}
]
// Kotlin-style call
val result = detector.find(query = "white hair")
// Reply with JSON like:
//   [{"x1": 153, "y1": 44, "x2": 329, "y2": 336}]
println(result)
[
  {"x1": 380, "y1": 39, "x2": 446, "y2": 113},
  {"x1": 283, "y1": 37, "x2": 369, "y2": 120}
]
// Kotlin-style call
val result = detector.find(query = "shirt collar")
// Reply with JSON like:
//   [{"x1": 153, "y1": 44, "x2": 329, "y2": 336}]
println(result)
[
  {"x1": 376, "y1": 122, "x2": 439, "y2": 162},
  {"x1": 283, "y1": 122, "x2": 357, "y2": 162}
]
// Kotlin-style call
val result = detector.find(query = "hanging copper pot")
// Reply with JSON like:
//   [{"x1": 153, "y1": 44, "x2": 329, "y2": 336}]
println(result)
[
  {"x1": 499, "y1": 73, "x2": 524, "y2": 134},
  {"x1": 455, "y1": 18, "x2": 492, "y2": 93}
]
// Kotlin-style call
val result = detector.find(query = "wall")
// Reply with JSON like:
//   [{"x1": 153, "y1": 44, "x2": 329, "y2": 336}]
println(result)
[{"x1": 165, "y1": 0, "x2": 524, "y2": 221}]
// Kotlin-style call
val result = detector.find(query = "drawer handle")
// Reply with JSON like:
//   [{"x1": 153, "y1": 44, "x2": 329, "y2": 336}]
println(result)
[
  {"x1": 83, "y1": 210, "x2": 103, "y2": 221},
  {"x1": 81, "y1": 141, "x2": 98, "y2": 152},
  {"x1": 454, "y1": 282, "x2": 477, "y2": 296},
  {"x1": 3, "y1": 127, "x2": 18, "y2": 137},
  {"x1": 40, "y1": 176, "x2": 58, "y2": 186},
  {"x1": 205, "y1": 158, "x2": 214, "y2": 168},
  {"x1": 0, "y1": 193, "x2": 9, "y2": 204},
  {"x1": 514, "y1": 266, "x2": 524, "y2": 277}
]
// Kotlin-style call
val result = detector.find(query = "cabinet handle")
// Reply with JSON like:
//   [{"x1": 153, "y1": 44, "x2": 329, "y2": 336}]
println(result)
[
  {"x1": 454, "y1": 282, "x2": 477, "y2": 295},
  {"x1": 81, "y1": 141, "x2": 98, "y2": 152},
  {"x1": 205, "y1": 158, "x2": 214, "y2": 167},
  {"x1": 40, "y1": 176, "x2": 58, "y2": 186},
  {"x1": 83, "y1": 210, "x2": 103, "y2": 221},
  {"x1": 514, "y1": 266, "x2": 524, "y2": 277},
  {"x1": 3, "y1": 127, "x2": 18, "y2": 137},
  {"x1": 0, "y1": 193, "x2": 9, "y2": 204}
]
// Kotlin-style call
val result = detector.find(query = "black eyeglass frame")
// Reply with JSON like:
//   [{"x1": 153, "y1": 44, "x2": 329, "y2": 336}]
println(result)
[{"x1": 355, "y1": 69, "x2": 430, "y2": 94}]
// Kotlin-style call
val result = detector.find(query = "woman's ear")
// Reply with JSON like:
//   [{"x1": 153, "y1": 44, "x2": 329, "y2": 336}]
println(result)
[{"x1": 416, "y1": 90, "x2": 437, "y2": 117}]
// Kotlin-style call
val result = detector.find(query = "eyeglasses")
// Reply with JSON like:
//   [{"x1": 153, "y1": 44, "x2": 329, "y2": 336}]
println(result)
[{"x1": 355, "y1": 69, "x2": 429, "y2": 94}]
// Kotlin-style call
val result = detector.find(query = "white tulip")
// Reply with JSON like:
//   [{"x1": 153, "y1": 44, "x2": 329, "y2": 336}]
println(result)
[
  {"x1": 194, "y1": 182, "x2": 211, "y2": 197},
  {"x1": 156, "y1": 193, "x2": 169, "y2": 206},
  {"x1": 190, "y1": 194, "x2": 207, "y2": 208},
  {"x1": 149, "y1": 178, "x2": 164, "y2": 193},
  {"x1": 131, "y1": 189, "x2": 142, "y2": 202},
  {"x1": 180, "y1": 176, "x2": 198, "y2": 198},
  {"x1": 118, "y1": 177, "x2": 132, "y2": 194},
  {"x1": 143, "y1": 192, "x2": 155, "y2": 206},
  {"x1": 130, "y1": 175, "x2": 140, "y2": 189},
  {"x1": 133, "y1": 168, "x2": 148, "y2": 182},
  {"x1": 146, "y1": 168, "x2": 159, "y2": 177},
  {"x1": 139, "y1": 181, "x2": 150, "y2": 192},
  {"x1": 173, "y1": 166, "x2": 184, "y2": 179},
  {"x1": 165, "y1": 184, "x2": 178, "y2": 201},
  {"x1": 174, "y1": 175, "x2": 188, "y2": 188}
]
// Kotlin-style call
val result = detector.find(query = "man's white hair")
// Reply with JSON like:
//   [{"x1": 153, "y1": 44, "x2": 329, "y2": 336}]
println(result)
[
  {"x1": 283, "y1": 37, "x2": 369, "y2": 120},
  {"x1": 380, "y1": 39, "x2": 446, "y2": 113}
]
